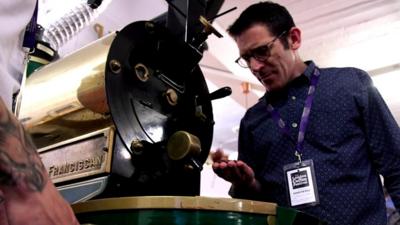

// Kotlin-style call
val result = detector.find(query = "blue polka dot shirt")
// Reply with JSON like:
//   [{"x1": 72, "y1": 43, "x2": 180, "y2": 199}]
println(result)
[{"x1": 234, "y1": 61, "x2": 400, "y2": 225}]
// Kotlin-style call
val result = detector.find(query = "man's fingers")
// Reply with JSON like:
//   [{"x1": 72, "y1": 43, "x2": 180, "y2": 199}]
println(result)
[
  {"x1": 234, "y1": 161, "x2": 254, "y2": 184},
  {"x1": 212, "y1": 160, "x2": 255, "y2": 186},
  {"x1": 213, "y1": 162, "x2": 236, "y2": 181},
  {"x1": 211, "y1": 149, "x2": 229, "y2": 162},
  {"x1": 211, "y1": 150, "x2": 223, "y2": 161},
  {"x1": 238, "y1": 161, "x2": 254, "y2": 176}
]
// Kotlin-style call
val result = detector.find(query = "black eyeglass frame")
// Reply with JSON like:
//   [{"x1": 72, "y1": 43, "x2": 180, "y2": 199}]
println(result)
[{"x1": 235, "y1": 30, "x2": 288, "y2": 68}]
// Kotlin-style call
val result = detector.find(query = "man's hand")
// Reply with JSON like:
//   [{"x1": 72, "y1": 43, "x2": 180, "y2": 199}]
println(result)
[{"x1": 211, "y1": 149, "x2": 257, "y2": 188}]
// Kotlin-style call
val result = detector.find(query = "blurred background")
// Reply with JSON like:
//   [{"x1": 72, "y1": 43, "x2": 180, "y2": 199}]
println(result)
[{"x1": 36, "y1": 0, "x2": 400, "y2": 197}]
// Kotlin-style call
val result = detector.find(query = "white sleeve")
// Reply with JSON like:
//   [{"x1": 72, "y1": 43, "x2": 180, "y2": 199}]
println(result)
[{"x1": 0, "y1": 0, "x2": 36, "y2": 110}]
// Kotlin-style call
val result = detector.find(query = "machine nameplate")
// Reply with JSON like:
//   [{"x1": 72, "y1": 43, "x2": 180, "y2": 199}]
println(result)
[
  {"x1": 48, "y1": 154, "x2": 105, "y2": 178},
  {"x1": 39, "y1": 128, "x2": 114, "y2": 183}
]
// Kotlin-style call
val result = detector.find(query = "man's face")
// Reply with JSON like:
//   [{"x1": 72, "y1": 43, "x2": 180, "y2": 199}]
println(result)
[{"x1": 235, "y1": 24, "x2": 298, "y2": 92}]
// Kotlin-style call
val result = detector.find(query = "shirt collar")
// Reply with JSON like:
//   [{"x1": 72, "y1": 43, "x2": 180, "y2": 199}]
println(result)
[
  {"x1": 262, "y1": 60, "x2": 316, "y2": 101},
  {"x1": 303, "y1": 60, "x2": 316, "y2": 81}
]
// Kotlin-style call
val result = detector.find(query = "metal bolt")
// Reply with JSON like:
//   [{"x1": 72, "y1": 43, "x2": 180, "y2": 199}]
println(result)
[
  {"x1": 134, "y1": 63, "x2": 149, "y2": 82},
  {"x1": 165, "y1": 89, "x2": 178, "y2": 106},
  {"x1": 109, "y1": 59, "x2": 122, "y2": 74},
  {"x1": 145, "y1": 22, "x2": 155, "y2": 34},
  {"x1": 130, "y1": 139, "x2": 144, "y2": 155}
]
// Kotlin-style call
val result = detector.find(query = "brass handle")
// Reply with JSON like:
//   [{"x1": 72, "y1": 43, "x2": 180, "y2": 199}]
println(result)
[{"x1": 167, "y1": 131, "x2": 201, "y2": 160}]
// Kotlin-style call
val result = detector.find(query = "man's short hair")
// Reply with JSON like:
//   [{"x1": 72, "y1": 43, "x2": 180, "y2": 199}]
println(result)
[{"x1": 228, "y1": 1, "x2": 295, "y2": 48}]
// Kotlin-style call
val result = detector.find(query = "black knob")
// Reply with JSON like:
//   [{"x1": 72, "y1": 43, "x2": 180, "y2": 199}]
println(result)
[
  {"x1": 208, "y1": 86, "x2": 232, "y2": 101},
  {"x1": 87, "y1": 0, "x2": 103, "y2": 9}
]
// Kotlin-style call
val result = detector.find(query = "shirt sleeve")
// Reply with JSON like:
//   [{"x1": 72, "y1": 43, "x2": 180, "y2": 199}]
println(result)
[{"x1": 357, "y1": 70, "x2": 400, "y2": 210}]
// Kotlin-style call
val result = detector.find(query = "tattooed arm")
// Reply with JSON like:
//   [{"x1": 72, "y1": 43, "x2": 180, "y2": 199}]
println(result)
[
  {"x1": 0, "y1": 98, "x2": 46, "y2": 192},
  {"x1": 0, "y1": 99, "x2": 79, "y2": 225}
]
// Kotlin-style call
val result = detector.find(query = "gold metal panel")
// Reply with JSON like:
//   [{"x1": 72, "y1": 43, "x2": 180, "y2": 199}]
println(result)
[
  {"x1": 72, "y1": 196, "x2": 277, "y2": 215},
  {"x1": 18, "y1": 32, "x2": 117, "y2": 148},
  {"x1": 39, "y1": 127, "x2": 114, "y2": 184}
]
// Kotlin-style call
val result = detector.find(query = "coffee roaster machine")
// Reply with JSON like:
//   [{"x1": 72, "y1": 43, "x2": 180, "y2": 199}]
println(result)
[{"x1": 18, "y1": 0, "x2": 232, "y2": 203}]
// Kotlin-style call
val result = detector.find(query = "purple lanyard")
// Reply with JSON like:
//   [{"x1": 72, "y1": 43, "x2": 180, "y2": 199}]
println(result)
[
  {"x1": 22, "y1": 1, "x2": 38, "y2": 51},
  {"x1": 266, "y1": 68, "x2": 320, "y2": 163}
]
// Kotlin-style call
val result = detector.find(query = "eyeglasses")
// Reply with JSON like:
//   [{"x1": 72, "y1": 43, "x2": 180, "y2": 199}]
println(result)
[{"x1": 235, "y1": 31, "x2": 287, "y2": 68}]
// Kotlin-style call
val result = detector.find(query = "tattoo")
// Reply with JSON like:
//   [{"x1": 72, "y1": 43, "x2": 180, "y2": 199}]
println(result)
[{"x1": 0, "y1": 99, "x2": 47, "y2": 192}]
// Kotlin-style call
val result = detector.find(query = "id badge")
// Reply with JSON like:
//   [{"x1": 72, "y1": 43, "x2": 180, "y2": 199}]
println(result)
[{"x1": 283, "y1": 159, "x2": 319, "y2": 207}]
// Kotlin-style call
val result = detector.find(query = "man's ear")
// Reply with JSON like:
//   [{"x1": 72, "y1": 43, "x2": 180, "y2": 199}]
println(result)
[{"x1": 288, "y1": 27, "x2": 302, "y2": 50}]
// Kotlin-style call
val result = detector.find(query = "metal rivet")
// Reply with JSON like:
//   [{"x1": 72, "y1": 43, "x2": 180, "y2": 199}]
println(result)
[
  {"x1": 130, "y1": 139, "x2": 144, "y2": 155},
  {"x1": 109, "y1": 59, "x2": 121, "y2": 74},
  {"x1": 165, "y1": 89, "x2": 178, "y2": 106},
  {"x1": 145, "y1": 22, "x2": 155, "y2": 34},
  {"x1": 134, "y1": 63, "x2": 150, "y2": 82}
]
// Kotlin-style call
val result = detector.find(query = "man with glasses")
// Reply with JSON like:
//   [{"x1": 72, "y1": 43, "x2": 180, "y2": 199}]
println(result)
[{"x1": 212, "y1": 2, "x2": 400, "y2": 225}]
